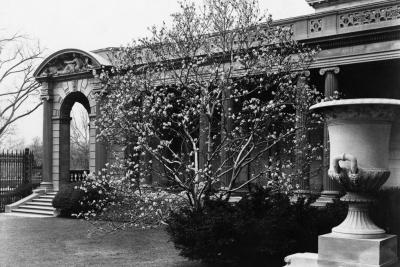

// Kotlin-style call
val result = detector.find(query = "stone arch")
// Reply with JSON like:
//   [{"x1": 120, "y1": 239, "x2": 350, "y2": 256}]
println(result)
[
  {"x1": 60, "y1": 91, "x2": 91, "y2": 118},
  {"x1": 35, "y1": 48, "x2": 111, "y2": 191},
  {"x1": 58, "y1": 92, "x2": 92, "y2": 186}
]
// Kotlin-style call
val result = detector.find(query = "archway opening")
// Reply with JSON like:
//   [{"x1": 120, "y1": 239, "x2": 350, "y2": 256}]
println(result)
[
  {"x1": 70, "y1": 103, "x2": 90, "y2": 171},
  {"x1": 59, "y1": 92, "x2": 91, "y2": 184}
]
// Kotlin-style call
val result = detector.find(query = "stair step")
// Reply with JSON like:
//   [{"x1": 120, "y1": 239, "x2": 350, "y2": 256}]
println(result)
[
  {"x1": 39, "y1": 195, "x2": 55, "y2": 199},
  {"x1": 32, "y1": 198, "x2": 53, "y2": 203},
  {"x1": 46, "y1": 192, "x2": 58, "y2": 195},
  {"x1": 25, "y1": 201, "x2": 53, "y2": 206},
  {"x1": 11, "y1": 208, "x2": 55, "y2": 215},
  {"x1": 19, "y1": 205, "x2": 55, "y2": 211}
]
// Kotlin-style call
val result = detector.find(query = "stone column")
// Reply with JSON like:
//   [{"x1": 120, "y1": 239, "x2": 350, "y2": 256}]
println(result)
[
  {"x1": 95, "y1": 138, "x2": 107, "y2": 174},
  {"x1": 293, "y1": 73, "x2": 311, "y2": 198},
  {"x1": 313, "y1": 67, "x2": 342, "y2": 207},
  {"x1": 94, "y1": 102, "x2": 107, "y2": 174},
  {"x1": 40, "y1": 82, "x2": 53, "y2": 191},
  {"x1": 88, "y1": 114, "x2": 97, "y2": 173},
  {"x1": 59, "y1": 117, "x2": 71, "y2": 185}
]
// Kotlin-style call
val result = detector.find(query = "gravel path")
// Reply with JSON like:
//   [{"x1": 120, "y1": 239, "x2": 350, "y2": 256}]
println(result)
[{"x1": 0, "y1": 214, "x2": 204, "y2": 267}]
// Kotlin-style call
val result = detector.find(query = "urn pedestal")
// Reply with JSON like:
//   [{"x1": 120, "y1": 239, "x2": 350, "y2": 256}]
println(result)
[{"x1": 285, "y1": 99, "x2": 400, "y2": 267}]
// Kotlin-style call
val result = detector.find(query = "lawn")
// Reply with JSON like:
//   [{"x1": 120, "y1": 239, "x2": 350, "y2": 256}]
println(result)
[{"x1": 0, "y1": 214, "x2": 204, "y2": 267}]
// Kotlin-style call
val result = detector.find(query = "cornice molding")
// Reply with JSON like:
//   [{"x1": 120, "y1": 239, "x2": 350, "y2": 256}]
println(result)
[
  {"x1": 305, "y1": 0, "x2": 393, "y2": 11},
  {"x1": 306, "y1": 0, "x2": 335, "y2": 8}
]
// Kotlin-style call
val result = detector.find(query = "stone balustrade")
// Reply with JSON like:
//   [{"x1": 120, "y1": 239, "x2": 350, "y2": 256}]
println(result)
[{"x1": 69, "y1": 170, "x2": 89, "y2": 183}]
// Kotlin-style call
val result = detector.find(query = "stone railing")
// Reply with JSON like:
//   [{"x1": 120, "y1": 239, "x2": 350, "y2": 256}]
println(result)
[{"x1": 69, "y1": 170, "x2": 89, "y2": 183}]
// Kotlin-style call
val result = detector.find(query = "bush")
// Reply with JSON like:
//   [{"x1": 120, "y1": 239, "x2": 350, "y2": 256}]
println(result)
[
  {"x1": 52, "y1": 183, "x2": 85, "y2": 217},
  {"x1": 370, "y1": 187, "x2": 400, "y2": 255},
  {"x1": 13, "y1": 182, "x2": 33, "y2": 198},
  {"x1": 3, "y1": 182, "x2": 34, "y2": 198},
  {"x1": 166, "y1": 188, "x2": 347, "y2": 266},
  {"x1": 97, "y1": 186, "x2": 187, "y2": 229},
  {"x1": 52, "y1": 181, "x2": 106, "y2": 218}
]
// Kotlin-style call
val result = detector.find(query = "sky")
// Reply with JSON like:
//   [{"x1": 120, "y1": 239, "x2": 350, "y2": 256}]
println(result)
[{"x1": 0, "y1": 0, "x2": 314, "y2": 147}]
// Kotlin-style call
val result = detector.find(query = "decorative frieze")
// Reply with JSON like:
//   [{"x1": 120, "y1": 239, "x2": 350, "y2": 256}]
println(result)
[
  {"x1": 309, "y1": 19, "x2": 322, "y2": 33},
  {"x1": 339, "y1": 5, "x2": 400, "y2": 28},
  {"x1": 38, "y1": 52, "x2": 97, "y2": 77}
]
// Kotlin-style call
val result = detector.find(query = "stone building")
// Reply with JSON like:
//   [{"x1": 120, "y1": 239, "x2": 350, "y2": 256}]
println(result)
[{"x1": 5, "y1": 0, "x2": 400, "y2": 216}]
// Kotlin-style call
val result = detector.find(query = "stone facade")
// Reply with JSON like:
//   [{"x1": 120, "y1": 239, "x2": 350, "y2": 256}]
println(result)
[{"x1": 34, "y1": 0, "x2": 400, "y2": 192}]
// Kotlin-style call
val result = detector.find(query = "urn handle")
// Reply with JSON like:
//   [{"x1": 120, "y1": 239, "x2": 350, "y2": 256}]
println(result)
[{"x1": 330, "y1": 153, "x2": 358, "y2": 174}]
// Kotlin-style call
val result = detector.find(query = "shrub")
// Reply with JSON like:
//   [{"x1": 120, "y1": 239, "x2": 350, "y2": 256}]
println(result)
[
  {"x1": 13, "y1": 182, "x2": 33, "y2": 198},
  {"x1": 166, "y1": 188, "x2": 347, "y2": 266},
  {"x1": 3, "y1": 182, "x2": 34, "y2": 199},
  {"x1": 97, "y1": 186, "x2": 187, "y2": 229},
  {"x1": 73, "y1": 163, "x2": 188, "y2": 229},
  {"x1": 370, "y1": 187, "x2": 400, "y2": 255},
  {"x1": 52, "y1": 183, "x2": 85, "y2": 217},
  {"x1": 52, "y1": 180, "x2": 106, "y2": 218}
]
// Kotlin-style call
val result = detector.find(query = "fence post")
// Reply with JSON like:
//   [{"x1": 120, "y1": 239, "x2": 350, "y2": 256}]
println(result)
[{"x1": 23, "y1": 148, "x2": 30, "y2": 183}]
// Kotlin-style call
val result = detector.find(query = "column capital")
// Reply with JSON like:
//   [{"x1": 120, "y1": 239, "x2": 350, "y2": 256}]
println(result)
[
  {"x1": 40, "y1": 82, "x2": 53, "y2": 101},
  {"x1": 319, "y1": 67, "x2": 340, "y2": 76}
]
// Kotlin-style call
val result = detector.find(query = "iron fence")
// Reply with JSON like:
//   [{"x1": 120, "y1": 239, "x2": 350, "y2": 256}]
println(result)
[{"x1": 0, "y1": 148, "x2": 40, "y2": 211}]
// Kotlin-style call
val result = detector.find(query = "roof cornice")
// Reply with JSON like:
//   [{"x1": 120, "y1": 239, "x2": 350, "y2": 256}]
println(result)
[{"x1": 306, "y1": 0, "x2": 395, "y2": 12}]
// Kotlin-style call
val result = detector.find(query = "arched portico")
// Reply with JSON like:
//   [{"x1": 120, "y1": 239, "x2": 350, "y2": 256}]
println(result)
[{"x1": 34, "y1": 48, "x2": 111, "y2": 191}]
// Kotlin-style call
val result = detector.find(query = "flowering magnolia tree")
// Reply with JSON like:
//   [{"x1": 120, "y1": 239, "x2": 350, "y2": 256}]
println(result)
[
  {"x1": 95, "y1": 0, "x2": 322, "y2": 211},
  {"x1": 75, "y1": 161, "x2": 185, "y2": 230}
]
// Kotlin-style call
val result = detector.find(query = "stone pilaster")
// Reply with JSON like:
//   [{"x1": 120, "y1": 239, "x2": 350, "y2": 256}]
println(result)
[
  {"x1": 313, "y1": 67, "x2": 342, "y2": 207},
  {"x1": 59, "y1": 117, "x2": 71, "y2": 185},
  {"x1": 88, "y1": 114, "x2": 97, "y2": 173},
  {"x1": 94, "y1": 102, "x2": 107, "y2": 174},
  {"x1": 40, "y1": 82, "x2": 53, "y2": 191},
  {"x1": 293, "y1": 73, "x2": 311, "y2": 198}
]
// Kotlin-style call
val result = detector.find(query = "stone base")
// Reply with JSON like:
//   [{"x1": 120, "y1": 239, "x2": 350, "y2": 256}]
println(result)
[
  {"x1": 319, "y1": 234, "x2": 398, "y2": 266},
  {"x1": 285, "y1": 253, "x2": 400, "y2": 267},
  {"x1": 285, "y1": 234, "x2": 398, "y2": 267}
]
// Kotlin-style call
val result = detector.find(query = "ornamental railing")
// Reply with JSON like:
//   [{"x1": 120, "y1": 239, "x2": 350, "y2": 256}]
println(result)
[
  {"x1": 0, "y1": 148, "x2": 39, "y2": 211},
  {"x1": 69, "y1": 170, "x2": 89, "y2": 183}
]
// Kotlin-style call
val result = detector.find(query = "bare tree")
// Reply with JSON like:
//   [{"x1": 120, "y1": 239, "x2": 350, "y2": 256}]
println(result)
[
  {"x1": 70, "y1": 104, "x2": 89, "y2": 169},
  {"x1": 0, "y1": 33, "x2": 43, "y2": 139},
  {"x1": 27, "y1": 136, "x2": 43, "y2": 166}
]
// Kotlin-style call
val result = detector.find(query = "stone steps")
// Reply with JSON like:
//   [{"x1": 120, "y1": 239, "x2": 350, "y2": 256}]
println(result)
[
  {"x1": 24, "y1": 201, "x2": 52, "y2": 206},
  {"x1": 32, "y1": 197, "x2": 53, "y2": 203},
  {"x1": 19, "y1": 205, "x2": 55, "y2": 211},
  {"x1": 8, "y1": 192, "x2": 58, "y2": 217}
]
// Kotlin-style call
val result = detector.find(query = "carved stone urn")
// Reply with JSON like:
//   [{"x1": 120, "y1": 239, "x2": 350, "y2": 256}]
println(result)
[{"x1": 310, "y1": 98, "x2": 400, "y2": 239}]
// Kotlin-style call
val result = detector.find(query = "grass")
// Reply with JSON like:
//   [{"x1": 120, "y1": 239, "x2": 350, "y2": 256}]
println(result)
[{"x1": 0, "y1": 214, "x2": 204, "y2": 267}]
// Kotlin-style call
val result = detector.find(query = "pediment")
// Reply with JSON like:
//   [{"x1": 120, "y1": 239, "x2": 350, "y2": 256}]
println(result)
[{"x1": 34, "y1": 49, "x2": 111, "y2": 79}]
